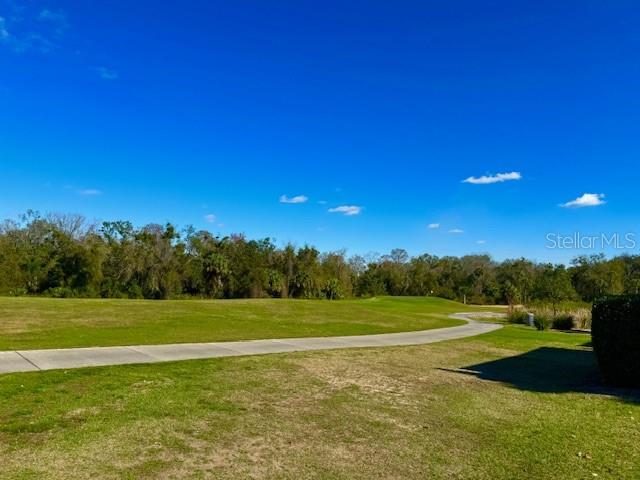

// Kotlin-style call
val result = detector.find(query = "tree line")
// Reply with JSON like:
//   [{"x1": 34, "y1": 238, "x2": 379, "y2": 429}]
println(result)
[{"x1": 1, "y1": 211, "x2": 639, "y2": 305}]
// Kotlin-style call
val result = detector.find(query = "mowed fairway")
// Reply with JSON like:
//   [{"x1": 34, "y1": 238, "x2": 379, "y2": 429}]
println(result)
[
  {"x1": 0, "y1": 324, "x2": 638, "y2": 479},
  {"x1": 0, "y1": 296, "x2": 491, "y2": 351}
]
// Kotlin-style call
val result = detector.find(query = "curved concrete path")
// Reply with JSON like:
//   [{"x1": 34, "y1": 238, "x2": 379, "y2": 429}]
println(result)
[{"x1": 0, "y1": 313, "x2": 502, "y2": 374}]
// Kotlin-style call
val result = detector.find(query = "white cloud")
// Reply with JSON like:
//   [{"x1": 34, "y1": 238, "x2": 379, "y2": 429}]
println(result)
[
  {"x1": 448, "y1": 228, "x2": 464, "y2": 234},
  {"x1": 96, "y1": 66, "x2": 118, "y2": 80},
  {"x1": 317, "y1": 200, "x2": 327, "y2": 205},
  {"x1": 560, "y1": 193, "x2": 606, "y2": 208},
  {"x1": 328, "y1": 205, "x2": 362, "y2": 216},
  {"x1": 476, "y1": 240, "x2": 486, "y2": 244},
  {"x1": 204, "y1": 214, "x2": 216, "y2": 223},
  {"x1": 279, "y1": 194, "x2": 308, "y2": 204},
  {"x1": 427, "y1": 223, "x2": 440, "y2": 229},
  {"x1": 463, "y1": 171, "x2": 522, "y2": 185},
  {"x1": 78, "y1": 189, "x2": 102, "y2": 196}
]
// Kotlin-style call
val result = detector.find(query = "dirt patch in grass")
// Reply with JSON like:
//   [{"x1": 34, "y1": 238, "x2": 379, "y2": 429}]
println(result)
[{"x1": 293, "y1": 353, "x2": 412, "y2": 397}]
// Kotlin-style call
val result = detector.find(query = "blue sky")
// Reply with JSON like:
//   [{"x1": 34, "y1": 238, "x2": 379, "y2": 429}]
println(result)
[{"x1": 1, "y1": 0, "x2": 639, "y2": 263}]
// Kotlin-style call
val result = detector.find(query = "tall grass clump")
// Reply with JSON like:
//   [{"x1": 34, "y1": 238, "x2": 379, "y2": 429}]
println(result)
[
  {"x1": 534, "y1": 312, "x2": 552, "y2": 331},
  {"x1": 507, "y1": 309, "x2": 530, "y2": 325},
  {"x1": 525, "y1": 303, "x2": 592, "y2": 331},
  {"x1": 572, "y1": 308, "x2": 592, "y2": 330}
]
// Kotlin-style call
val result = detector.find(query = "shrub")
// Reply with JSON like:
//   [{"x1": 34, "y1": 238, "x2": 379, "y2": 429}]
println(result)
[
  {"x1": 45, "y1": 286, "x2": 75, "y2": 298},
  {"x1": 8, "y1": 288, "x2": 28, "y2": 297},
  {"x1": 534, "y1": 313, "x2": 551, "y2": 331},
  {"x1": 552, "y1": 314, "x2": 574, "y2": 331},
  {"x1": 508, "y1": 310, "x2": 529, "y2": 325},
  {"x1": 592, "y1": 295, "x2": 640, "y2": 387}
]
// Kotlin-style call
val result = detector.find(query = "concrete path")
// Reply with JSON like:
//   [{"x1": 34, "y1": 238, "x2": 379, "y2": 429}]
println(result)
[{"x1": 0, "y1": 313, "x2": 502, "y2": 374}]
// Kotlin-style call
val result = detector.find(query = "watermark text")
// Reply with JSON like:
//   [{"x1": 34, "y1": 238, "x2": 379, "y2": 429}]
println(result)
[{"x1": 545, "y1": 232, "x2": 637, "y2": 250}]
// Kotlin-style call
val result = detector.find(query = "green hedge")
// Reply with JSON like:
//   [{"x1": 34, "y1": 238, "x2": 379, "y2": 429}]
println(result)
[{"x1": 592, "y1": 295, "x2": 640, "y2": 387}]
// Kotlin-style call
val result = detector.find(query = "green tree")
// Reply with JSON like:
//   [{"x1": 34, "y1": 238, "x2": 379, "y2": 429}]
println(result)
[{"x1": 534, "y1": 264, "x2": 576, "y2": 314}]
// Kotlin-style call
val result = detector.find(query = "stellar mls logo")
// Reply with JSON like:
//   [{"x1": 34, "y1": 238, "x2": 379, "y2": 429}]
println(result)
[{"x1": 545, "y1": 232, "x2": 637, "y2": 250}]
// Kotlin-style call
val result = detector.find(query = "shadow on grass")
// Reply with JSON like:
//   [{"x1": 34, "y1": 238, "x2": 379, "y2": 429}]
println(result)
[{"x1": 453, "y1": 347, "x2": 640, "y2": 403}]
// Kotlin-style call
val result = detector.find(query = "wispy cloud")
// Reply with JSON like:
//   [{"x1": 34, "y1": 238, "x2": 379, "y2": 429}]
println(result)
[
  {"x1": 463, "y1": 171, "x2": 522, "y2": 185},
  {"x1": 39, "y1": 9, "x2": 66, "y2": 22},
  {"x1": 0, "y1": 17, "x2": 8, "y2": 40},
  {"x1": 476, "y1": 240, "x2": 486, "y2": 244},
  {"x1": 96, "y1": 66, "x2": 118, "y2": 80},
  {"x1": 0, "y1": 6, "x2": 67, "y2": 53},
  {"x1": 77, "y1": 189, "x2": 102, "y2": 196},
  {"x1": 328, "y1": 205, "x2": 362, "y2": 216},
  {"x1": 448, "y1": 228, "x2": 464, "y2": 234},
  {"x1": 38, "y1": 9, "x2": 68, "y2": 36},
  {"x1": 279, "y1": 194, "x2": 308, "y2": 204},
  {"x1": 427, "y1": 223, "x2": 440, "y2": 229},
  {"x1": 560, "y1": 193, "x2": 606, "y2": 208},
  {"x1": 204, "y1": 214, "x2": 216, "y2": 223}
]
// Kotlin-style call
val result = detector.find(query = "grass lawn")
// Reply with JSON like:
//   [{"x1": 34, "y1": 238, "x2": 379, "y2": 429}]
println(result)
[
  {"x1": 0, "y1": 296, "x2": 491, "y2": 350},
  {"x1": 1, "y1": 323, "x2": 638, "y2": 479}
]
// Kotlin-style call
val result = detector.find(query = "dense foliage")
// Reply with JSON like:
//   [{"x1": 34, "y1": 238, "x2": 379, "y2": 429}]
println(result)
[
  {"x1": 2, "y1": 211, "x2": 640, "y2": 303},
  {"x1": 592, "y1": 295, "x2": 640, "y2": 387},
  {"x1": 551, "y1": 314, "x2": 575, "y2": 331}
]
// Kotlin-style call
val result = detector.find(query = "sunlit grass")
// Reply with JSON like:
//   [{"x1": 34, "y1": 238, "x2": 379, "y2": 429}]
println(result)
[
  {"x1": 0, "y1": 296, "x2": 483, "y2": 350},
  {"x1": 0, "y1": 325, "x2": 637, "y2": 479}
]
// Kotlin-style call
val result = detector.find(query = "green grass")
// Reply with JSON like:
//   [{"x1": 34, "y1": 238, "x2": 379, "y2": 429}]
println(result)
[
  {"x1": 0, "y1": 324, "x2": 637, "y2": 479},
  {"x1": 0, "y1": 296, "x2": 492, "y2": 350}
]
